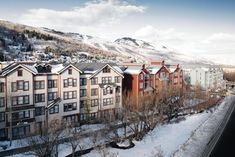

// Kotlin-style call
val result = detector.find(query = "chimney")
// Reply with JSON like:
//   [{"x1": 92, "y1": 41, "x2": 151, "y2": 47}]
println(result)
[
  {"x1": 177, "y1": 64, "x2": 179, "y2": 68},
  {"x1": 142, "y1": 64, "x2": 146, "y2": 70},
  {"x1": 161, "y1": 60, "x2": 165, "y2": 66}
]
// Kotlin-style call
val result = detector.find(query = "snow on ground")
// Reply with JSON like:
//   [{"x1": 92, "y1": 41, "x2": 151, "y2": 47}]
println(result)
[
  {"x1": 82, "y1": 97, "x2": 231, "y2": 157},
  {"x1": 83, "y1": 112, "x2": 213, "y2": 157},
  {"x1": 172, "y1": 96, "x2": 234, "y2": 157},
  {"x1": 6, "y1": 97, "x2": 232, "y2": 157}
]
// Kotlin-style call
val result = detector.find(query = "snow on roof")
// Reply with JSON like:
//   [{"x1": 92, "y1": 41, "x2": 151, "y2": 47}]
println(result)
[
  {"x1": 51, "y1": 64, "x2": 65, "y2": 73},
  {"x1": 113, "y1": 66, "x2": 123, "y2": 74},
  {"x1": 148, "y1": 66, "x2": 161, "y2": 74},
  {"x1": 124, "y1": 68, "x2": 142, "y2": 75},
  {"x1": 24, "y1": 64, "x2": 38, "y2": 74}
]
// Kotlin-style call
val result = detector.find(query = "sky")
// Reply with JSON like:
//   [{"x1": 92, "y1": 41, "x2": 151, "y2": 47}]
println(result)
[{"x1": 0, "y1": 0, "x2": 235, "y2": 65}]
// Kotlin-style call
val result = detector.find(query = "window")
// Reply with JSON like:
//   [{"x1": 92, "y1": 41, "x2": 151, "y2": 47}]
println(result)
[
  {"x1": 90, "y1": 112, "x2": 97, "y2": 120},
  {"x1": 144, "y1": 81, "x2": 148, "y2": 89},
  {"x1": 34, "y1": 81, "x2": 45, "y2": 89},
  {"x1": 17, "y1": 70, "x2": 23, "y2": 76},
  {"x1": 160, "y1": 72, "x2": 165, "y2": 79},
  {"x1": 49, "y1": 105, "x2": 59, "y2": 114},
  {"x1": 0, "y1": 83, "x2": 4, "y2": 92},
  {"x1": 115, "y1": 86, "x2": 121, "y2": 93},
  {"x1": 64, "y1": 102, "x2": 77, "y2": 112},
  {"x1": 102, "y1": 77, "x2": 112, "y2": 84},
  {"x1": 80, "y1": 78, "x2": 87, "y2": 86},
  {"x1": 139, "y1": 74, "x2": 144, "y2": 80},
  {"x1": 115, "y1": 76, "x2": 121, "y2": 83},
  {"x1": 139, "y1": 82, "x2": 143, "y2": 89},
  {"x1": 63, "y1": 114, "x2": 78, "y2": 123},
  {"x1": 174, "y1": 78, "x2": 178, "y2": 84},
  {"x1": 64, "y1": 79, "x2": 77, "y2": 87},
  {"x1": 0, "y1": 112, "x2": 5, "y2": 122},
  {"x1": 17, "y1": 81, "x2": 24, "y2": 90},
  {"x1": 80, "y1": 100, "x2": 85, "y2": 108},
  {"x1": 48, "y1": 80, "x2": 57, "y2": 88},
  {"x1": 24, "y1": 82, "x2": 29, "y2": 91},
  {"x1": 0, "y1": 98, "x2": 4, "y2": 107},
  {"x1": 64, "y1": 79, "x2": 68, "y2": 87},
  {"x1": 48, "y1": 92, "x2": 58, "y2": 101},
  {"x1": 103, "y1": 86, "x2": 112, "y2": 95},
  {"x1": 91, "y1": 77, "x2": 98, "y2": 85},
  {"x1": 64, "y1": 91, "x2": 77, "y2": 100},
  {"x1": 11, "y1": 82, "x2": 17, "y2": 92},
  {"x1": 12, "y1": 96, "x2": 29, "y2": 106},
  {"x1": 103, "y1": 66, "x2": 111, "y2": 73},
  {"x1": 68, "y1": 69, "x2": 72, "y2": 75},
  {"x1": 12, "y1": 110, "x2": 30, "y2": 120},
  {"x1": 35, "y1": 94, "x2": 45, "y2": 103},
  {"x1": 13, "y1": 81, "x2": 29, "y2": 91},
  {"x1": 91, "y1": 99, "x2": 99, "y2": 107},
  {"x1": 0, "y1": 129, "x2": 6, "y2": 139},
  {"x1": 116, "y1": 96, "x2": 120, "y2": 104},
  {"x1": 91, "y1": 88, "x2": 98, "y2": 96},
  {"x1": 103, "y1": 98, "x2": 113, "y2": 106},
  {"x1": 80, "y1": 89, "x2": 86, "y2": 97},
  {"x1": 35, "y1": 107, "x2": 45, "y2": 116},
  {"x1": 12, "y1": 125, "x2": 30, "y2": 138}
]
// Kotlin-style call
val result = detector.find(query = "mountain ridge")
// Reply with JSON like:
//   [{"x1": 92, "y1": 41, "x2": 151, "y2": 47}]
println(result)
[{"x1": 0, "y1": 20, "x2": 214, "y2": 66}]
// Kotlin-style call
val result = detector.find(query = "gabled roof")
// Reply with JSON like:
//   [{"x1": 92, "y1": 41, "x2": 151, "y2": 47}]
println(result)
[
  {"x1": 0, "y1": 62, "x2": 37, "y2": 76},
  {"x1": 148, "y1": 65, "x2": 162, "y2": 74},
  {"x1": 74, "y1": 62, "x2": 124, "y2": 79},
  {"x1": 124, "y1": 66, "x2": 150, "y2": 75},
  {"x1": 0, "y1": 62, "x2": 81, "y2": 76},
  {"x1": 58, "y1": 64, "x2": 82, "y2": 74}
]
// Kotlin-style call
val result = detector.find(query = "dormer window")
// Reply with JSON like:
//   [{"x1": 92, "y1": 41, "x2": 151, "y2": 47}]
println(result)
[
  {"x1": 103, "y1": 66, "x2": 111, "y2": 73},
  {"x1": 68, "y1": 69, "x2": 72, "y2": 75},
  {"x1": 18, "y1": 70, "x2": 23, "y2": 77}
]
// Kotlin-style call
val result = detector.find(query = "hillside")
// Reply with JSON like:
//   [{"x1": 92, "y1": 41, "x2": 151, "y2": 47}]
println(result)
[{"x1": 0, "y1": 20, "x2": 213, "y2": 65}]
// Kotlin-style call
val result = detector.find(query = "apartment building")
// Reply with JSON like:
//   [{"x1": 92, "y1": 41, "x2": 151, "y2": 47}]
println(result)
[
  {"x1": 167, "y1": 64, "x2": 183, "y2": 89},
  {"x1": 74, "y1": 63, "x2": 123, "y2": 121},
  {"x1": 190, "y1": 67, "x2": 225, "y2": 89},
  {"x1": 0, "y1": 62, "x2": 123, "y2": 140},
  {"x1": 148, "y1": 61, "x2": 171, "y2": 94},
  {"x1": 122, "y1": 64, "x2": 153, "y2": 109}
]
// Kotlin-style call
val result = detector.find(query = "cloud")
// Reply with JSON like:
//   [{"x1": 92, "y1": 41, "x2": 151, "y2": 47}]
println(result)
[
  {"x1": 203, "y1": 33, "x2": 235, "y2": 43},
  {"x1": 134, "y1": 25, "x2": 235, "y2": 65},
  {"x1": 134, "y1": 25, "x2": 187, "y2": 47},
  {"x1": 18, "y1": 0, "x2": 145, "y2": 36}
]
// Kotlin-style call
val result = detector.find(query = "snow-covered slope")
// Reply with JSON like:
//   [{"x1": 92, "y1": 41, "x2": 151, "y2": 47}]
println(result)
[{"x1": 0, "y1": 20, "x2": 214, "y2": 65}]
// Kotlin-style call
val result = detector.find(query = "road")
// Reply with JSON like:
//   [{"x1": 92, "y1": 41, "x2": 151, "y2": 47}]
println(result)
[{"x1": 209, "y1": 96, "x2": 235, "y2": 157}]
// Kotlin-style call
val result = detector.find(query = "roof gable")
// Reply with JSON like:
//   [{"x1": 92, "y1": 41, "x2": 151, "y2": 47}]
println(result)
[
  {"x1": 1, "y1": 64, "x2": 37, "y2": 76},
  {"x1": 89, "y1": 64, "x2": 124, "y2": 79},
  {"x1": 58, "y1": 64, "x2": 82, "y2": 74}
]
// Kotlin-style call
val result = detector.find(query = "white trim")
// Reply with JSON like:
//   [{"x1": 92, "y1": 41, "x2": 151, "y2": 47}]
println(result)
[
  {"x1": 58, "y1": 64, "x2": 82, "y2": 74},
  {"x1": 88, "y1": 64, "x2": 124, "y2": 79}
]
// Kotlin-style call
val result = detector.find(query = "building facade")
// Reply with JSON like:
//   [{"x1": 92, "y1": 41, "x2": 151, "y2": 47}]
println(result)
[
  {"x1": 189, "y1": 67, "x2": 225, "y2": 89},
  {"x1": 0, "y1": 62, "x2": 123, "y2": 140}
]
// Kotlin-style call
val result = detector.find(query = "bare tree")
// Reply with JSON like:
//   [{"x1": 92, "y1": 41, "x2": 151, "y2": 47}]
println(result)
[
  {"x1": 23, "y1": 120, "x2": 63, "y2": 157},
  {"x1": 64, "y1": 124, "x2": 84, "y2": 157}
]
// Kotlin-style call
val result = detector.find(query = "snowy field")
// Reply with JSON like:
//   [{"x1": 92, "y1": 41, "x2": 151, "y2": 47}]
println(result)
[
  {"x1": 8, "y1": 96, "x2": 233, "y2": 157},
  {"x1": 81, "y1": 97, "x2": 232, "y2": 157}
]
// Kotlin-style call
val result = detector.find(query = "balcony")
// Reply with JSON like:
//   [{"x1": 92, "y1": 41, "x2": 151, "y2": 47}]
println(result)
[
  {"x1": 6, "y1": 117, "x2": 35, "y2": 127},
  {"x1": 6, "y1": 105, "x2": 34, "y2": 112}
]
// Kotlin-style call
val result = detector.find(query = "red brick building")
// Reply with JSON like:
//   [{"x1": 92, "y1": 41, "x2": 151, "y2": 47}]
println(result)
[{"x1": 122, "y1": 64, "x2": 153, "y2": 109}]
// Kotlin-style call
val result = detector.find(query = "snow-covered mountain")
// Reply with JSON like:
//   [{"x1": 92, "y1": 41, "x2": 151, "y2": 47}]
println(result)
[{"x1": 0, "y1": 20, "x2": 214, "y2": 65}]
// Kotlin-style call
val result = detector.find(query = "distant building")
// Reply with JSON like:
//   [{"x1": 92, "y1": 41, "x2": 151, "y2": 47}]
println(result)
[
  {"x1": 189, "y1": 67, "x2": 225, "y2": 89},
  {"x1": 122, "y1": 60, "x2": 184, "y2": 109}
]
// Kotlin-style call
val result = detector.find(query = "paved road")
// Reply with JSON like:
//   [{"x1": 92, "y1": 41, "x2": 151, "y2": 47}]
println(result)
[{"x1": 209, "y1": 97, "x2": 235, "y2": 157}]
